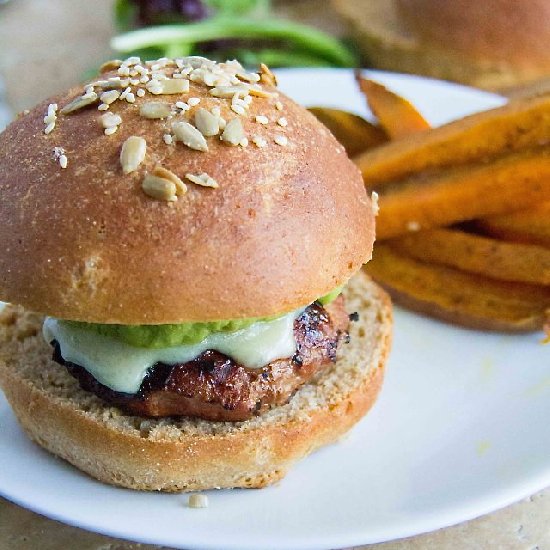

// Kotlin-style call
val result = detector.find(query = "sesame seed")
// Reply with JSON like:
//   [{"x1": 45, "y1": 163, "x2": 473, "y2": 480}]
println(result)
[
  {"x1": 275, "y1": 101, "x2": 283, "y2": 111},
  {"x1": 44, "y1": 104, "x2": 58, "y2": 134},
  {"x1": 125, "y1": 93, "x2": 136, "y2": 103},
  {"x1": 98, "y1": 103, "x2": 110, "y2": 111},
  {"x1": 255, "y1": 115, "x2": 269, "y2": 124},
  {"x1": 252, "y1": 136, "x2": 267, "y2": 148},
  {"x1": 52, "y1": 147, "x2": 67, "y2": 168},
  {"x1": 231, "y1": 104, "x2": 246, "y2": 115},
  {"x1": 125, "y1": 56, "x2": 141, "y2": 66},
  {"x1": 163, "y1": 134, "x2": 174, "y2": 145},
  {"x1": 274, "y1": 135, "x2": 288, "y2": 146},
  {"x1": 239, "y1": 137, "x2": 249, "y2": 147},
  {"x1": 104, "y1": 127, "x2": 118, "y2": 136},
  {"x1": 277, "y1": 117, "x2": 288, "y2": 127},
  {"x1": 175, "y1": 101, "x2": 190, "y2": 112},
  {"x1": 188, "y1": 97, "x2": 201, "y2": 107},
  {"x1": 101, "y1": 112, "x2": 122, "y2": 129},
  {"x1": 120, "y1": 87, "x2": 131, "y2": 100},
  {"x1": 136, "y1": 88, "x2": 146, "y2": 97}
]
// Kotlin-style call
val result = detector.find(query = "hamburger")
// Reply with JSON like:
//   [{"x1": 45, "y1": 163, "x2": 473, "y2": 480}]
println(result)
[
  {"x1": 333, "y1": 0, "x2": 550, "y2": 90},
  {"x1": 0, "y1": 56, "x2": 392, "y2": 491}
]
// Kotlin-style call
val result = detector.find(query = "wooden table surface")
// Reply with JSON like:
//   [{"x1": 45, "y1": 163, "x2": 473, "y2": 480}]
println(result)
[{"x1": 0, "y1": 1, "x2": 549, "y2": 548}]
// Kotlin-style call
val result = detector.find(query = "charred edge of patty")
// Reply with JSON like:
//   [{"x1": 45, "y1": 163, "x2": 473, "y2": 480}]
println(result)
[{"x1": 51, "y1": 297, "x2": 350, "y2": 422}]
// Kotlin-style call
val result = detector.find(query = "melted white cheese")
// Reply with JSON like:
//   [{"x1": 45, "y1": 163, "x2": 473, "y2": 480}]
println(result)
[{"x1": 43, "y1": 311, "x2": 302, "y2": 394}]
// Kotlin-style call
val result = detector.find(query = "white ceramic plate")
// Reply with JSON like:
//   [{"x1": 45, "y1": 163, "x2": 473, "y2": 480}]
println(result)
[{"x1": 1, "y1": 70, "x2": 549, "y2": 550}]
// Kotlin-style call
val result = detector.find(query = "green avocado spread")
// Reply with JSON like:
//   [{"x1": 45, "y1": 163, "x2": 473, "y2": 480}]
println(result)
[{"x1": 65, "y1": 287, "x2": 344, "y2": 349}]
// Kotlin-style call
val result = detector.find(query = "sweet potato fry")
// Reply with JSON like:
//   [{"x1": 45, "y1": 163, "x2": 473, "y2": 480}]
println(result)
[
  {"x1": 375, "y1": 148, "x2": 550, "y2": 240},
  {"x1": 477, "y1": 201, "x2": 550, "y2": 248},
  {"x1": 356, "y1": 76, "x2": 431, "y2": 139},
  {"x1": 388, "y1": 228, "x2": 550, "y2": 285},
  {"x1": 354, "y1": 95, "x2": 550, "y2": 187},
  {"x1": 308, "y1": 107, "x2": 387, "y2": 156},
  {"x1": 365, "y1": 244, "x2": 550, "y2": 332}
]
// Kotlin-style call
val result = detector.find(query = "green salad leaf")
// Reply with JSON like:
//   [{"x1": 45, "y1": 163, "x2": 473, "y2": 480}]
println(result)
[{"x1": 111, "y1": 1, "x2": 357, "y2": 67}]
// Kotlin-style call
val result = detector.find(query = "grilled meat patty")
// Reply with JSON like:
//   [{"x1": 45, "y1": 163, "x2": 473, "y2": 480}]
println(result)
[{"x1": 51, "y1": 297, "x2": 351, "y2": 421}]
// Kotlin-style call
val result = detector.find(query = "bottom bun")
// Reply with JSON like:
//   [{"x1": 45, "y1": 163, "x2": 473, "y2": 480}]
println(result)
[{"x1": 0, "y1": 272, "x2": 392, "y2": 492}]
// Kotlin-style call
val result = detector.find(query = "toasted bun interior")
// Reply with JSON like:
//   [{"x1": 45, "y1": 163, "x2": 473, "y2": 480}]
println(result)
[
  {"x1": 0, "y1": 59, "x2": 374, "y2": 324},
  {"x1": 0, "y1": 272, "x2": 391, "y2": 492}
]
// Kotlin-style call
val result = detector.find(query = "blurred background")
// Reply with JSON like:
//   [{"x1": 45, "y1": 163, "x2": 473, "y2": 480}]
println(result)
[{"x1": 3, "y1": 0, "x2": 550, "y2": 122}]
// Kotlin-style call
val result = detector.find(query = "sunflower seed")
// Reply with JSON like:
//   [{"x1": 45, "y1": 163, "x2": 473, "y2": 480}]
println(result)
[
  {"x1": 259, "y1": 63, "x2": 277, "y2": 86},
  {"x1": 152, "y1": 166, "x2": 187, "y2": 196},
  {"x1": 120, "y1": 136, "x2": 146, "y2": 174},
  {"x1": 249, "y1": 87, "x2": 276, "y2": 98},
  {"x1": 221, "y1": 118, "x2": 245, "y2": 146},
  {"x1": 139, "y1": 102, "x2": 172, "y2": 119},
  {"x1": 194, "y1": 108, "x2": 220, "y2": 136},
  {"x1": 142, "y1": 174, "x2": 177, "y2": 201},
  {"x1": 171, "y1": 121, "x2": 208, "y2": 152},
  {"x1": 185, "y1": 172, "x2": 219, "y2": 188},
  {"x1": 236, "y1": 71, "x2": 261, "y2": 83},
  {"x1": 60, "y1": 92, "x2": 99, "y2": 114},
  {"x1": 100, "y1": 90, "x2": 121, "y2": 104},
  {"x1": 209, "y1": 85, "x2": 249, "y2": 98},
  {"x1": 99, "y1": 59, "x2": 123, "y2": 73},
  {"x1": 146, "y1": 78, "x2": 189, "y2": 95},
  {"x1": 188, "y1": 494, "x2": 208, "y2": 509}
]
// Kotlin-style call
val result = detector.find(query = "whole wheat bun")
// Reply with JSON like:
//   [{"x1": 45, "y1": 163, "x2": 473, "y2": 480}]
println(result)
[
  {"x1": 333, "y1": 0, "x2": 550, "y2": 90},
  {"x1": 0, "y1": 272, "x2": 391, "y2": 492},
  {"x1": 0, "y1": 59, "x2": 374, "y2": 324}
]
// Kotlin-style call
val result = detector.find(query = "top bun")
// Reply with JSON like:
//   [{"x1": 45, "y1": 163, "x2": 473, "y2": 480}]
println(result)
[{"x1": 0, "y1": 57, "x2": 374, "y2": 324}]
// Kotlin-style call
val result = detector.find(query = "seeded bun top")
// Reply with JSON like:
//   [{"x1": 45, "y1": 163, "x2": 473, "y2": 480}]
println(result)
[{"x1": 0, "y1": 56, "x2": 374, "y2": 324}]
